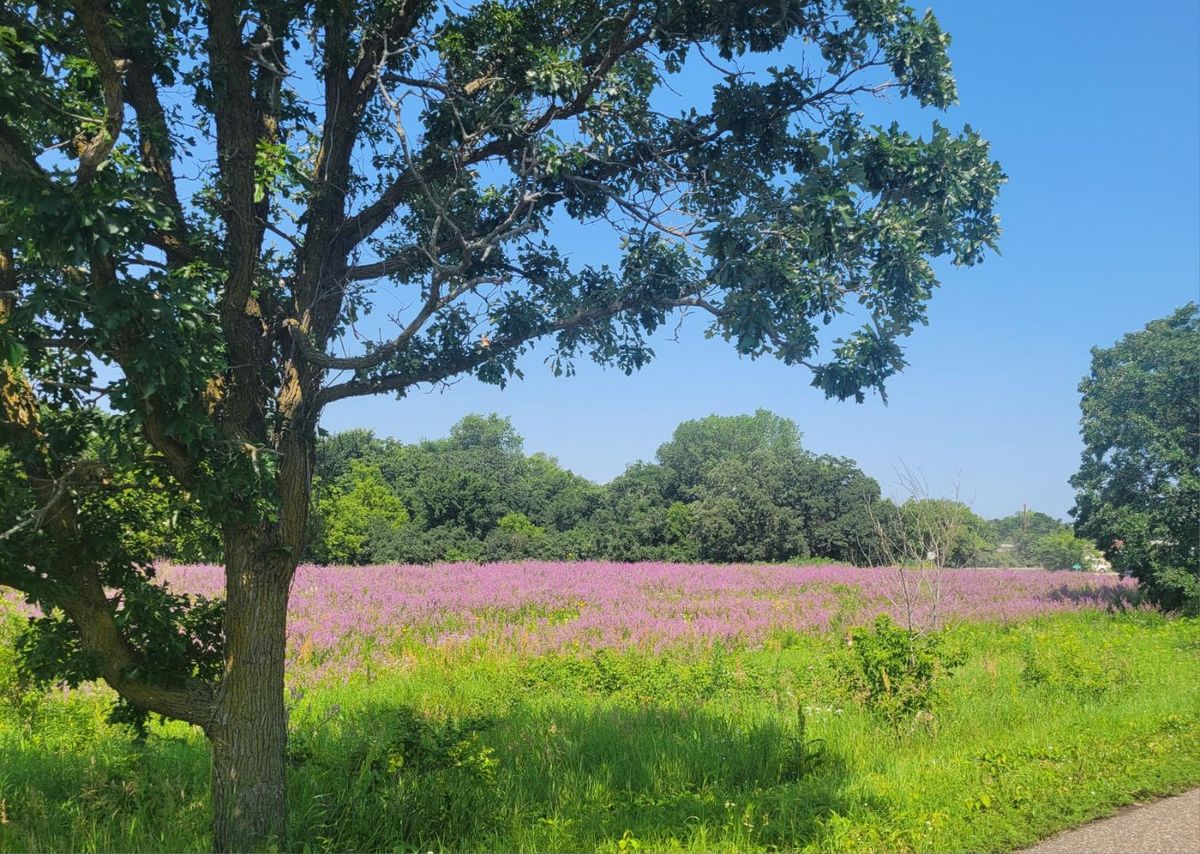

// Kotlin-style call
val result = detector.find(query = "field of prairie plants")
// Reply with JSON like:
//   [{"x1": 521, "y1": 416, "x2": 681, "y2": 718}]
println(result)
[{"x1": 1, "y1": 562, "x2": 1198, "y2": 853}]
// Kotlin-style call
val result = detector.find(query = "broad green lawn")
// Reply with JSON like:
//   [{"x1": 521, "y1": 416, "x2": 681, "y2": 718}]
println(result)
[{"x1": 1, "y1": 609, "x2": 1197, "y2": 852}]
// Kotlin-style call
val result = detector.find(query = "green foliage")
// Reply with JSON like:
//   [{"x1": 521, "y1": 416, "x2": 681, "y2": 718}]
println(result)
[
  {"x1": 304, "y1": 411, "x2": 886, "y2": 567},
  {"x1": 655, "y1": 410, "x2": 803, "y2": 498},
  {"x1": 523, "y1": 646, "x2": 769, "y2": 708},
  {"x1": 517, "y1": 453, "x2": 603, "y2": 533},
  {"x1": 1, "y1": 611, "x2": 1198, "y2": 851},
  {"x1": 594, "y1": 414, "x2": 885, "y2": 565},
  {"x1": 663, "y1": 502, "x2": 699, "y2": 561},
  {"x1": 0, "y1": 598, "x2": 41, "y2": 730},
  {"x1": 1026, "y1": 530, "x2": 1103, "y2": 572},
  {"x1": 314, "y1": 430, "x2": 401, "y2": 485},
  {"x1": 0, "y1": 9, "x2": 1000, "y2": 538},
  {"x1": 287, "y1": 706, "x2": 502, "y2": 849},
  {"x1": 690, "y1": 457, "x2": 810, "y2": 563},
  {"x1": 1019, "y1": 630, "x2": 1132, "y2": 700},
  {"x1": 495, "y1": 511, "x2": 543, "y2": 539},
  {"x1": 305, "y1": 416, "x2": 603, "y2": 564},
  {"x1": 438, "y1": 530, "x2": 488, "y2": 564},
  {"x1": 18, "y1": 582, "x2": 224, "y2": 736},
  {"x1": 311, "y1": 462, "x2": 410, "y2": 565},
  {"x1": 990, "y1": 510, "x2": 1067, "y2": 545},
  {"x1": 406, "y1": 415, "x2": 527, "y2": 538},
  {"x1": 840, "y1": 615, "x2": 961, "y2": 731},
  {"x1": 588, "y1": 462, "x2": 678, "y2": 562},
  {"x1": 983, "y1": 510, "x2": 1109, "y2": 571},
  {"x1": 917, "y1": 500, "x2": 994, "y2": 566},
  {"x1": 1071, "y1": 304, "x2": 1200, "y2": 612},
  {"x1": 484, "y1": 512, "x2": 546, "y2": 560},
  {"x1": 0, "y1": 417, "x2": 224, "y2": 733},
  {"x1": 872, "y1": 497, "x2": 995, "y2": 568}
]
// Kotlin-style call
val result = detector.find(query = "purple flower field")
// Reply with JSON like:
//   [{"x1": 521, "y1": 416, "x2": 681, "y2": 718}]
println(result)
[{"x1": 157, "y1": 562, "x2": 1136, "y2": 675}]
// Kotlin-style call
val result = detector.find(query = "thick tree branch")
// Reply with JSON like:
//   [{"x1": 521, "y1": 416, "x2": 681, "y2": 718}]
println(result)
[
  {"x1": 0, "y1": 461, "x2": 104, "y2": 542},
  {"x1": 0, "y1": 377, "x2": 213, "y2": 727},
  {"x1": 122, "y1": 56, "x2": 195, "y2": 265},
  {"x1": 343, "y1": 244, "x2": 429, "y2": 282},
  {"x1": 71, "y1": 0, "x2": 127, "y2": 188},
  {"x1": 59, "y1": 573, "x2": 217, "y2": 727},
  {"x1": 0, "y1": 561, "x2": 217, "y2": 727},
  {"x1": 0, "y1": 121, "x2": 51, "y2": 185},
  {"x1": 207, "y1": 0, "x2": 260, "y2": 305},
  {"x1": 339, "y1": 149, "x2": 689, "y2": 284},
  {"x1": 286, "y1": 272, "x2": 508, "y2": 371},
  {"x1": 208, "y1": 0, "x2": 273, "y2": 439},
  {"x1": 296, "y1": 1, "x2": 427, "y2": 340}
]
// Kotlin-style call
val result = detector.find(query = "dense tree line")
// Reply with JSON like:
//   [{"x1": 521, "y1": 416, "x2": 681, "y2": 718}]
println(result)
[
  {"x1": 281, "y1": 410, "x2": 1094, "y2": 569},
  {"x1": 0, "y1": 407, "x2": 1096, "y2": 572},
  {"x1": 302, "y1": 410, "x2": 884, "y2": 565},
  {"x1": 987, "y1": 509, "x2": 1103, "y2": 571}
]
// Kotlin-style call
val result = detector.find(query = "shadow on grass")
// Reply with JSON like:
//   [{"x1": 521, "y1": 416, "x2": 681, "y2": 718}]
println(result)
[
  {"x1": 0, "y1": 715, "x2": 211, "y2": 853},
  {"x1": 1046, "y1": 582, "x2": 1140, "y2": 610},
  {"x1": 286, "y1": 698, "x2": 861, "y2": 852},
  {"x1": 2, "y1": 694, "x2": 863, "y2": 852}
]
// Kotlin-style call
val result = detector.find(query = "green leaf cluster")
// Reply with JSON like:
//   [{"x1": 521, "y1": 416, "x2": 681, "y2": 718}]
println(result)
[
  {"x1": 305, "y1": 410, "x2": 887, "y2": 566},
  {"x1": 1070, "y1": 304, "x2": 1200, "y2": 612}
]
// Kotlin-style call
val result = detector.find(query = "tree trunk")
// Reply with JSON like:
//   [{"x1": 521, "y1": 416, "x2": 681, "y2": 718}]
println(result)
[{"x1": 207, "y1": 530, "x2": 293, "y2": 852}]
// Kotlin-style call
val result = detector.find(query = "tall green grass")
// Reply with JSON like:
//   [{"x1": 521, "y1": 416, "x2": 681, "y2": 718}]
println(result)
[{"x1": 1, "y1": 610, "x2": 1197, "y2": 852}]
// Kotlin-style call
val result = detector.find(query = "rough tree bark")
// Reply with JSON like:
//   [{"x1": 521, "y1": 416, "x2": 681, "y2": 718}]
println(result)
[
  {"x1": 207, "y1": 529, "x2": 296, "y2": 852},
  {"x1": 202, "y1": 412, "x2": 313, "y2": 850}
]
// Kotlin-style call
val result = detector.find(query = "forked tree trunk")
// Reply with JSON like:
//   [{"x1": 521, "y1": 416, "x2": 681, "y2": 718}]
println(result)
[{"x1": 207, "y1": 530, "x2": 294, "y2": 852}]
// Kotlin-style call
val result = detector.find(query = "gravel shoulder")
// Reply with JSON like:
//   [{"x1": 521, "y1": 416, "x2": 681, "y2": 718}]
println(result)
[{"x1": 1020, "y1": 789, "x2": 1200, "y2": 853}]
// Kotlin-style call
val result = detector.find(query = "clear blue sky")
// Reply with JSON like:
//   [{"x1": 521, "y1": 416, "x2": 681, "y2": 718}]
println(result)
[{"x1": 323, "y1": 0, "x2": 1200, "y2": 520}]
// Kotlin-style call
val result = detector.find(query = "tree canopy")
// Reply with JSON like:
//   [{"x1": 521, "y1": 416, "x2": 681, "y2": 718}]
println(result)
[
  {"x1": 307, "y1": 412, "x2": 1094, "y2": 571},
  {"x1": 990, "y1": 510, "x2": 1066, "y2": 545},
  {"x1": 302, "y1": 411, "x2": 885, "y2": 565},
  {"x1": 985, "y1": 510, "x2": 1101, "y2": 570},
  {"x1": 1070, "y1": 304, "x2": 1200, "y2": 613},
  {"x1": 0, "y1": 1, "x2": 1002, "y2": 847},
  {"x1": 655, "y1": 409, "x2": 803, "y2": 497}
]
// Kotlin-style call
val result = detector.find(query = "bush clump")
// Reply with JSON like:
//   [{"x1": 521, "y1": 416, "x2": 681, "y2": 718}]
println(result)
[
  {"x1": 840, "y1": 614, "x2": 963, "y2": 732},
  {"x1": 1020, "y1": 632, "x2": 1131, "y2": 699}
]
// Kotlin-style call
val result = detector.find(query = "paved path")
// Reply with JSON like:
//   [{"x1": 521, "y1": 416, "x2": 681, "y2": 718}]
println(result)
[{"x1": 1021, "y1": 789, "x2": 1200, "y2": 853}]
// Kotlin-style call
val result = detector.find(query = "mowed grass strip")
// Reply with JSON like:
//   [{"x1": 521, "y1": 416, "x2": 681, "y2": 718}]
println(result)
[{"x1": 1, "y1": 610, "x2": 1197, "y2": 852}]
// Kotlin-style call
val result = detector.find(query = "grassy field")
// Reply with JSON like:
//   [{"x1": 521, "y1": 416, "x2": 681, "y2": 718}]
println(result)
[{"x1": 1, "y1": 566, "x2": 1198, "y2": 852}]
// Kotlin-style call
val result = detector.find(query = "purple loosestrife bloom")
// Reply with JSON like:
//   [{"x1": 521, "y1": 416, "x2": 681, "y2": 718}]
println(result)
[{"x1": 153, "y1": 562, "x2": 1138, "y2": 681}]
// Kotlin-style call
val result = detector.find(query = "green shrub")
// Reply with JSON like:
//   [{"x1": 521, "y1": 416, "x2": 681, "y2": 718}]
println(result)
[
  {"x1": 841, "y1": 614, "x2": 962, "y2": 731},
  {"x1": 1020, "y1": 632, "x2": 1131, "y2": 699},
  {"x1": 1146, "y1": 566, "x2": 1200, "y2": 616}
]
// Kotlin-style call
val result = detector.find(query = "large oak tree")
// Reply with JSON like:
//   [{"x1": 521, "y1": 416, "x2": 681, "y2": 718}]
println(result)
[{"x1": 0, "y1": 0, "x2": 1002, "y2": 847}]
